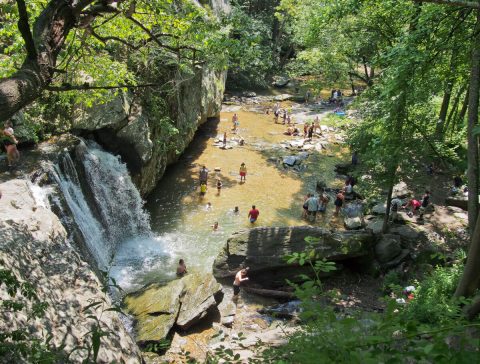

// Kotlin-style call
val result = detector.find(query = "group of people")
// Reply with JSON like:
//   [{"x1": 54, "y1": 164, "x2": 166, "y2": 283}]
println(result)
[
  {"x1": 329, "y1": 89, "x2": 343, "y2": 104},
  {"x1": 303, "y1": 193, "x2": 330, "y2": 221},
  {"x1": 272, "y1": 103, "x2": 293, "y2": 125},
  {"x1": 390, "y1": 190, "x2": 431, "y2": 221},
  {"x1": 1, "y1": 121, "x2": 20, "y2": 168}
]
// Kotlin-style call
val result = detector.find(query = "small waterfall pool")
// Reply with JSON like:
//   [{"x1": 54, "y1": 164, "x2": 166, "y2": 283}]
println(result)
[
  {"x1": 113, "y1": 107, "x2": 347, "y2": 293},
  {"x1": 50, "y1": 107, "x2": 348, "y2": 294}
]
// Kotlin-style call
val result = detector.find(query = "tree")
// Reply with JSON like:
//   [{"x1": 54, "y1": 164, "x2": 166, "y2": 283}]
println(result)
[{"x1": 0, "y1": 0, "x2": 229, "y2": 122}]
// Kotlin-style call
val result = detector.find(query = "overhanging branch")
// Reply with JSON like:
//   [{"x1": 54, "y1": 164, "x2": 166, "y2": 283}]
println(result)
[
  {"x1": 413, "y1": 0, "x2": 480, "y2": 8},
  {"x1": 15, "y1": 0, "x2": 37, "y2": 60},
  {"x1": 45, "y1": 83, "x2": 159, "y2": 91}
]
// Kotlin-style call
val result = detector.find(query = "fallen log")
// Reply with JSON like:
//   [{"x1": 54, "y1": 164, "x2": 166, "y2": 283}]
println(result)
[{"x1": 243, "y1": 287, "x2": 296, "y2": 299}]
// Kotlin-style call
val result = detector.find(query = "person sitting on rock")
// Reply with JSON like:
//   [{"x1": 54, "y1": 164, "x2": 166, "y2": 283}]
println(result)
[{"x1": 176, "y1": 259, "x2": 187, "y2": 277}]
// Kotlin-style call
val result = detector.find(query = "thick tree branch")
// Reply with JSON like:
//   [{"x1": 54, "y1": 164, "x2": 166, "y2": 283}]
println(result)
[
  {"x1": 45, "y1": 82, "x2": 158, "y2": 91},
  {"x1": 413, "y1": 0, "x2": 480, "y2": 8},
  {"x1": 15, "y1": 0, "x2": 37, "y2": 60}
]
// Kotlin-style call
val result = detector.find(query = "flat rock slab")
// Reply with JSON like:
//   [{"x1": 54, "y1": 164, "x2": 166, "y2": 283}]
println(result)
[
  {"x1": 213, "y1": 226, "x2": 374, "y2": 286},
  {"x1": 125, "y1": 273, "x2": 222, "y2": 342},
  {"x1": 389, "y1": 225, "x2": 421, "y2": 241}
]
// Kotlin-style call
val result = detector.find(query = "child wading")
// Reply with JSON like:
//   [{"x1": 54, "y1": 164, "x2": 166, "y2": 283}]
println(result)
[{"x1": 239, "y1": 163, "x2": 247, "y2": 183}]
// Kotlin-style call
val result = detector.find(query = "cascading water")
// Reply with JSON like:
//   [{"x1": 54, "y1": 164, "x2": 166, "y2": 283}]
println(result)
[
  {"x1": 51, "y1": 149, "x2": 110, "y2": 269},
  {"x1": 75, "y1": 140, "x2": 151, "y2": 244},
  {"x1": 51, "y1": 140, "x2": 155, "y2": 274}
]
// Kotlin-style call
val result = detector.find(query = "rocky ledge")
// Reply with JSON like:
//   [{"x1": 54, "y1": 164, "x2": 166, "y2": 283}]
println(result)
[
  {"x1": 0, "y1": 178, "x2": 141, "y2": 363},
  {"x1": 125, "y1": 273, "x2": 223, "y2": 342},
  {"x1": 213, "y1": 226, "x2": 374, "y2": 287}
]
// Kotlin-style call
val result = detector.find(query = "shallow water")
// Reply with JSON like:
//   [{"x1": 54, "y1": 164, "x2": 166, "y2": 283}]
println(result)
[{"x1": 111, "y1": 105, "x2": 349, "y2": 292}]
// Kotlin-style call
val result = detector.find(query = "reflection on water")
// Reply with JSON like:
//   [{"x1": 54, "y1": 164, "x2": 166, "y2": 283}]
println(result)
[{"x1": 113, "y1": 107, "x2": 348, "y2": 292}]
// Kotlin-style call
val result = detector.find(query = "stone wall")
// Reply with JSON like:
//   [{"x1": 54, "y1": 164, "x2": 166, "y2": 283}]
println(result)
[
  {"x1": 0, "y1": 178, "x2": 142, "y2": 363},
  {"x1": 71, "y1": 63, "x2": 226, "y2": 197}
]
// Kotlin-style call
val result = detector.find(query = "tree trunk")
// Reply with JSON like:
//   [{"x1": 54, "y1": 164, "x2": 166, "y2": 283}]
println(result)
[
  {"x1": 382, "y1": 183, "x2": 394, "y2": 233},
  {"x1": 445, "y1": 84, "x2": 467, "y2": 134},
  {"x1": 467, "y1": 8, "x2": 480, "y2": 234},
  {"x1": 455, "y1": 213, "x2": 480, "y2": 298},
  {"x1": 456, "y1": 88, "x2": 470, "y2": 131},
  {"x1": 0, "y1": 0, "x2": 94, "y2": 122},
  {"x1": 436, "y1": 54, "x2": 456, "y2": 137}
]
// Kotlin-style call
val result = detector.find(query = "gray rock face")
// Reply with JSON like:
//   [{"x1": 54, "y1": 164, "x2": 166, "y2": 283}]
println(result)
[
  {"x1": 125, "y1": 273, "x2": 222, "y2": 342},
  {"x1": 344, "y1": 217, "x2": 363, "y2": 230},
  {"x1": 389, "y1": 225, "x2": 420, "y2": 241},
  {"x1": 375, "y1": 234, "x2": 402, "y2": 263},
  {"x1": 0, "y1": 179, "x2": 141, "y2": 363},
  {"x1": 372, "y1": 203, "x2": 387, "y2": 215},
  {"x1": 445, "y1": 196, "x2": 468, "y2": 211},
  {"x1": 366, "y1": 219, "x2": 384, "y2": 234},
  {"x1": 392, "y1": 181, "x2": 411, "y2": 199},
  {"x1": 213, "y1": 226, "x2": 374, "y2": 286}
]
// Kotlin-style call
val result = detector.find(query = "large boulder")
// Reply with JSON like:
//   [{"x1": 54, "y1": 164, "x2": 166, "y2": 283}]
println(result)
[
  {"x1": 372, "y1": 203, "x2": 387, "y2": 215},
  {"x1": 125, "y1": 273, "x2": 222, "y2": 342},
  {"x1": 445, "y1": 196, "x2": 468, "y2": 211},
  {"x1": 375, "y1": 234, "x2": 402, "y2": 263},
  {"x1": 389, "y1": 225, "x2": 421, "y2": 241},
  {"x1": 213, "y1": 226, "x2": 374, "y2": 287},
  {"x1": 344, "y1": 217, "x2": 363, "y2": 230},
  {"x1": 176, "y1": 274, "x2": 223, "y2": 330},
  {"x1": 125, "y1": 280, "x2": 185, "y2": 342},
  {"x1": 392, "y1": 181, "x2": 411, "y2": 199}
]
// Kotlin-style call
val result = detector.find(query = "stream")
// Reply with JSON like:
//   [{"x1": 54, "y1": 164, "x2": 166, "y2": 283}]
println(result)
[{"x1": 109, "y1": 101, "x2": 349, "y2": 293}]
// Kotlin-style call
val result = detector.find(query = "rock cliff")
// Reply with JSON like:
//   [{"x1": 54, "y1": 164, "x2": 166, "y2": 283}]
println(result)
[{"x1": 0, "y1": 177, "x2": 142, "y2": 363}]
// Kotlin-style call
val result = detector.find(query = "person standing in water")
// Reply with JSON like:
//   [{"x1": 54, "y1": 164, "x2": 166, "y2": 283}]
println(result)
[
  {"x1": 2, "y1": 121, "x2": 20, "y2": 167},
  {"x1": 248, "y1": 205, "x2": 259, "y2": 223},
  {"x1": 232, "y1": 113, "x2": 239, "y2": 132},
  {"x1": 216, "y1": 179, "x2": 222, "y2": 194},
  {"x1": 199, "y1": 165, "x2": 209, "y2": 184},
  {"x1": 200, "y1": 182, "x2": 207, "y2": 196},
  {"x1": 222, "y1": 132, "x2": 227, "y2": 148},
  {"x1": 239, "y1": 162, "x2": 247, "y2": 183}
]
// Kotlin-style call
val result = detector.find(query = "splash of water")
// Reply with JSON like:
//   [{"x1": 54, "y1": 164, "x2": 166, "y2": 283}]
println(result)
[{"x1": 51, "y1": 140, "x2": 152, "y2": 271}]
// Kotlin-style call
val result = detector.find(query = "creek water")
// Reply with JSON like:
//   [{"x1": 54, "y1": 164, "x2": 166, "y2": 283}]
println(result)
[{"x1": 110, "y1": 105, "x2": 349, "y2": 292}]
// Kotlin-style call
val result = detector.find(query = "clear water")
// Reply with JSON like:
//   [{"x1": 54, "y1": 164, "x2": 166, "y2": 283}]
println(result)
[{"x1": 112, "y1": 107, "x2": 348, "y2": 293}]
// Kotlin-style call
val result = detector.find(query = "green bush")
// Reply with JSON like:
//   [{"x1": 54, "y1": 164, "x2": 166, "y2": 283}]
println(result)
[{"x1": 402, "y1": 263, "x2": 464, "y2": 324}]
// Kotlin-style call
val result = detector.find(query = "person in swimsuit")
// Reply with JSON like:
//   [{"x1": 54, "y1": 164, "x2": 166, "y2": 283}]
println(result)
[
  {"x1": 248, "y1": 205, "x2": 259, "y2": 223},
  {"x1": 2, "y1": 121, "x2": 19, "y2": 167},
  {"x1": 334, "y1": 191, "x2": 345, "y2": 216},
  {"x1": 200, "y1": 182, "x2": 207, "y2": 196},
  {"x1": 199, "y1": 165, "x2": 209, "y2": 184},
  {"x1": 239, "y1": 162, "x2": 247, "y2": 183},
  {"x1": 176, "y1": 259, "x2": 187, "y2": 277},
  {"x1": 233, "y1": 267, "x2": 249, "y2": 301}
]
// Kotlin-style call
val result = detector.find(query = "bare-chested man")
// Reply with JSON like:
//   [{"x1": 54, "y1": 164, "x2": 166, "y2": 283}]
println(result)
[{"x1": 233, "y1": 267, "x2": 249, "y2": 300}]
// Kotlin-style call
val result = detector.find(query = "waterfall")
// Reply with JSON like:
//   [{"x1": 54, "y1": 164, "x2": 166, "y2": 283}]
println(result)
[{"x1": 51, "y1": 140, "x2": 151, "y2": 270}]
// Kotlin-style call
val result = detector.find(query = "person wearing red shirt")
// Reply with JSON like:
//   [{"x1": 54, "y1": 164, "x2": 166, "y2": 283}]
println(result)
[{"x1": 248, "y1": 205, "x2": 260, "y2": 223}]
